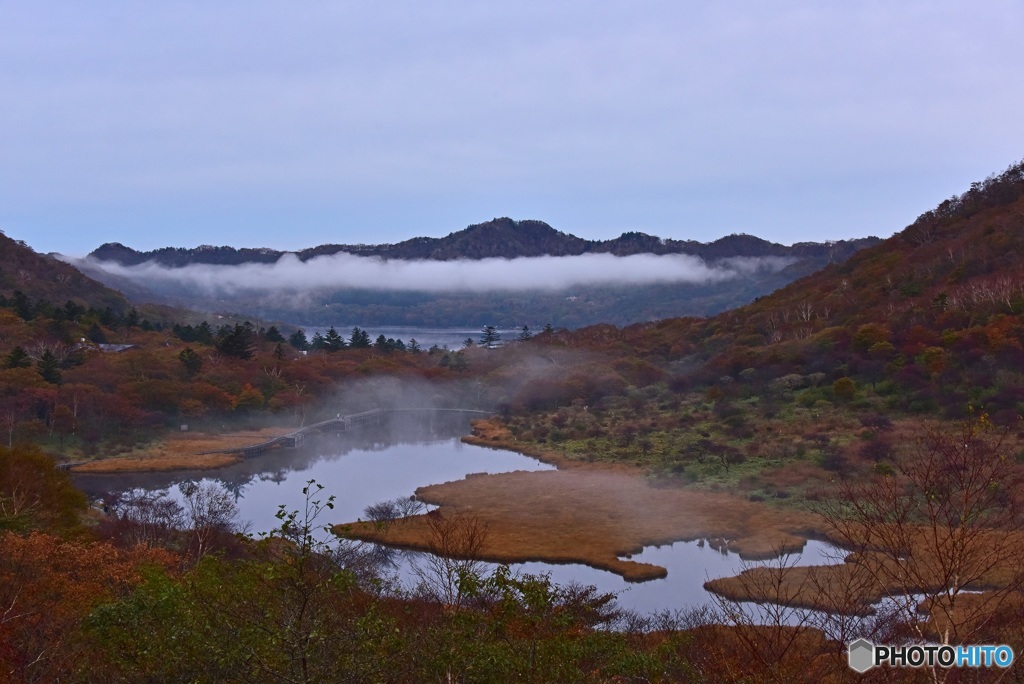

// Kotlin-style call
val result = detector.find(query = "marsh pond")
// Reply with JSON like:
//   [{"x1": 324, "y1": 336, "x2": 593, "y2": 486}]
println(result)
[{"x1": 74, "y1": 412, "x2": 836, "y2": 616}]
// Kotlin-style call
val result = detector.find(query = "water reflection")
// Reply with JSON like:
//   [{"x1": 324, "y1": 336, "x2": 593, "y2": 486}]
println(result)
[
  {"x1": 74, "y1": 413, "x2": 843, "y2": 617},
  {"x1": 75, "y1": 413, "x2": 555, "y2": 536},
  {"x1": 373, "y1": 539, "x2": 841, "y2": 617}
]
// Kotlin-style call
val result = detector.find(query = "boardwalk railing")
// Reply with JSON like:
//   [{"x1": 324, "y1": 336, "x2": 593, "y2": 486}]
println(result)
[{"x1": 196, "y1": 407, "x2": 492, "y2": 458}]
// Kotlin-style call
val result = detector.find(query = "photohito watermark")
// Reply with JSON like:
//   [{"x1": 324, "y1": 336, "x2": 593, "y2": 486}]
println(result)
[{"x1": 848, "y1": 639, "x2": 1014, "y2": 673}]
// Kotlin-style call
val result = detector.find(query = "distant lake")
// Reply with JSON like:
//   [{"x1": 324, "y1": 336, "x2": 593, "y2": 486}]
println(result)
[{"x1": 304, "y1": 326, "x2": 522, "y2": 350}]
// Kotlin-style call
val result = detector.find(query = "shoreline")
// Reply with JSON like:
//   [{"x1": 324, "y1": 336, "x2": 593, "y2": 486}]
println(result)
[
  {"x1": 66, "y1": 428, "x2": 286, "y2": 473},
  {"x1": 71, "y1": 417, "x2": 867, "y2": 607},
  {"x1": 338, "y1": 418, "x2": 825, "y2": 582}
]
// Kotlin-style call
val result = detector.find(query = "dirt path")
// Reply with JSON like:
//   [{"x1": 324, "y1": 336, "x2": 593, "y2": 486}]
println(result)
[{"x1": 339, "y1": 420, "x2": 823, "y2": 581}]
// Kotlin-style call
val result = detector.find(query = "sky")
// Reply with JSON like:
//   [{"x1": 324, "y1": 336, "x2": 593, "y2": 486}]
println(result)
[{"x1": 2, "y1": 1, "x2": 1023, "y2": 257}]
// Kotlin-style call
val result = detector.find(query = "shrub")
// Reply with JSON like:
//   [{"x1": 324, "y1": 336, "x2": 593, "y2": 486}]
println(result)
[{"x1": 832, "y1": 377, "x2": 856, "y2": 402}]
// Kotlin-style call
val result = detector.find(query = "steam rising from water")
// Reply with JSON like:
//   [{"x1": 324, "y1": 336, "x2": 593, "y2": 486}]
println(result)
[{"x1": 79, "y1": 252, "x2": 795, "y2": 294}]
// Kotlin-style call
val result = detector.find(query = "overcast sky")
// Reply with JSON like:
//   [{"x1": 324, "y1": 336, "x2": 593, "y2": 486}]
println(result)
[{"x1": 2, "y1": 1, "x2": 1022, "y2": 257}]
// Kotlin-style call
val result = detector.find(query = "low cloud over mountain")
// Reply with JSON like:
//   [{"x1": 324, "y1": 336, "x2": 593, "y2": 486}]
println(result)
[
  {"x1": 68, "y1": 220, "x2": 878, "y2": 326},
  {"x1": 76, "y1": 251, "x2": 797, "y2": 294}
]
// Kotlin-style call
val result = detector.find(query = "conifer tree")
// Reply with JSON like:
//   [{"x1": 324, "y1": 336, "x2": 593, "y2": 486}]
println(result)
[
  {"x1": 323, "y1": 327, "x2": 346, "y2": 353},
  {"x1": 480, "y1": 325, "x2": 500, "y2": 347},
  {"x1": 37, "y1": 350, "x2": 62, "y2": 385},
  {"x1": 4, "y1": 346, "x2": 32, "y2": 370},
  {"x1": 288, "y1": 329, "x2": 309, "y2": 350}
]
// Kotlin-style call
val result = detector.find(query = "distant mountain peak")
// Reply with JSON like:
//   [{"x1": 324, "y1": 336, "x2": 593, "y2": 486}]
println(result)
[{"x1": 86, "y1": 219, "x2": 877, "y2": 268}]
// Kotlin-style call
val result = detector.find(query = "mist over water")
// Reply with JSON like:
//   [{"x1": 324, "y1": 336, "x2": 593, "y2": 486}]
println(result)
[
  {"x1": 73, "y1": 414, "x2": 537, "y2": 533},
  {"x1": 74, "y1": 412, "x2": 843, "y2": 617}
]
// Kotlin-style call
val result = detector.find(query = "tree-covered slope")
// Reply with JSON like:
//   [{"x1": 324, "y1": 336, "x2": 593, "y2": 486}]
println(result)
[
  {"x1": 562, "y1": 159, "x2": 1024, "y2": 420},
  {"x1": 0, "y1": 232, "x2": 130, "y2": 313}
]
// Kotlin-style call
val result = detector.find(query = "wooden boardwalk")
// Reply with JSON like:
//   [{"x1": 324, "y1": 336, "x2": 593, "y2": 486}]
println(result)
[{"x1": 196, "y1": 407, "x2": 491, "y2": 458}]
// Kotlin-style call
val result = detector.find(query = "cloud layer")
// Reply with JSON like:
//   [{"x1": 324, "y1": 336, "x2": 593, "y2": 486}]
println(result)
[{"x1": 82, "y1": 252, "x2": 795, "y2": 294}]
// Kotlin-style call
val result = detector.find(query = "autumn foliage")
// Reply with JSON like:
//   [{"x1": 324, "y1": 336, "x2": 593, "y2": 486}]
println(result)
[{"x1": 1, "y1": 162, "x2": 1024, "y2": 681}]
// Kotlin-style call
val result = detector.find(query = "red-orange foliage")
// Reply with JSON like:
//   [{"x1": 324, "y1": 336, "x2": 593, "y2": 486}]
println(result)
[
  {"x1": 0, "y1": 532, "x2": 175, "y2": 682},
  {"x1": 524, "y1": 164, "x2": 1024, "y2": 421},
  {"x1": 0, "y1": 445, "x2": 85, "y2": 532}
]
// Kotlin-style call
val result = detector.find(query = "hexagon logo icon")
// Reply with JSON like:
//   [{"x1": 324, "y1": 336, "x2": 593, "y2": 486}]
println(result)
[{"x1": 848, "y1": 638, "x2": 875, "y2": 673}]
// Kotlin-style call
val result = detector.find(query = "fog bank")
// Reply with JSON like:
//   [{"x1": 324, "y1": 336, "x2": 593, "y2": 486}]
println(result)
[{"x1": 80, "y1": 252, "x2": 795, "y2": 294}]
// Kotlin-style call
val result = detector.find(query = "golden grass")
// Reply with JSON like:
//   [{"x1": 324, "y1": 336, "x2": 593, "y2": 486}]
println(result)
[
  {"x1": 339, "y1": 421, "x2": 821, "y2": 582},
  {"x1": 70, "y1": 428, "x2": 286, "y2": 473},
  {"x1": 705, "y1": 556, "x2": 880, "y2": 615},
  {"x1": 706, "y1": 528, "x2": 1024, "y2": 615}
]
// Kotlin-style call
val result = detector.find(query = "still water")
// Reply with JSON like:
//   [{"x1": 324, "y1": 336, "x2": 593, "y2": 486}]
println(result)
[{"x1": 75, "y1": 413, "x2": 838, "y2": 616}]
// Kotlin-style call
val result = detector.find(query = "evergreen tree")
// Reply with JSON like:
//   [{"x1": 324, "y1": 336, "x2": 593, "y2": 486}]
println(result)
[
  {"x1": 37, "y1": 350, "x2": 63, "y2": 384},
  {"x1": 86, "y1": 322, "x2": 108, "y2": 343},
  {"x1": 518, "y1": 325, "x2": 532, "y2": 342},
  {"x1": 480, "y1": 325, "x2": 500, "y2": 347},
  {"x1": 179, "y1": 347, "x2": 204, "y2": 378},
  {"x1": 273, "y1": 343, "x2": 286, "y2": 361},
  {"x1": 196, "y1": 321, "x2": 215, "y2": 345},
  {"x1": 124, "y1": 308, "x2": 141, "y2": 329},
  {"x1": 11, "y1": 291, "x2": 33, "y2": 321},
  {"x1": 349, "y1": 327, "x2": 372, "y2": 348},
  {"x1": 99, "y1": 307, "x2": 118, "y2": 327},
  {"x1": 61, "y1": 300, "x2": 84, "y2": 322},
  {"x1": 4, "y1": 346, "x2": 31, "y2": 369},
  {"x1": 216, "y1": 324, "x2": 256, "y2": 360},
  {"x1": 323, "y1": 327, "x2": 346, "y2": 353},
  {"x1": 310, "y1": 332, "x2": 326, "y2": 351},
  {"x1": 288, "y1": 329, "x2": 309, "y2": 350},
  {"x1": 265, "y1": 325, "x2": 286, "y2": 343},
  {"x1": 542, "y1": 323, "x2": 554, "y2": 336},
  {"x1": 173, "y1": 323, "x2": 195, "y2": 342},
  {"x1": 407, "y1": 338, "x2": 421, "y2": 354}
]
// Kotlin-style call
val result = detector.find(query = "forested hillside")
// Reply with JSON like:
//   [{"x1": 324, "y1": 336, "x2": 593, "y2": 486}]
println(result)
[
  {"x1": 1, "y1": 232, "x2": 130, "y2": 312},
  {"x1": 77, "y1": 219, "x2": 879, "y2": 327},
  {"x1": 2, "y1": 162, "x2": 1024, "y2": 682},
  {"x1": 480, "y1": 161, "x2": 1024, "y2": 535},
  {"x1": 546, "y1": 159, "x2": 1024, "y2": 422}
]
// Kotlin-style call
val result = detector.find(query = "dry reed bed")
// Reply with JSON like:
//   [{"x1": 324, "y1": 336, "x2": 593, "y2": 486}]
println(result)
[
  {"x1": 340, "y1": 421, "x2": 820, "y2": 582},
  {"x1": 70, "y1": 429, "x2": 286, "y2": 473},
  {"x1": 706, "y1": 527, "x2": 1024, "y2": 614}
]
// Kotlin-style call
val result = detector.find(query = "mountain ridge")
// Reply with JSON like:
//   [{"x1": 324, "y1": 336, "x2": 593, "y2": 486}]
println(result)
[
  {"x1": 87, "y1": 218, "x2": 878, "y2": 267},
  {"x1": 74, "y1": 219, "x2": 881, "y2": 328}
]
